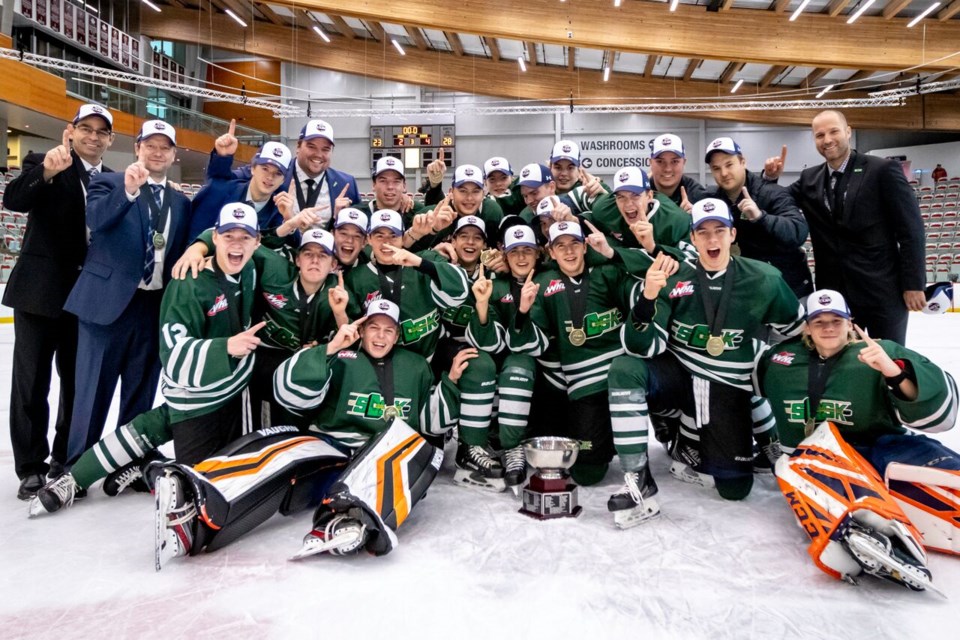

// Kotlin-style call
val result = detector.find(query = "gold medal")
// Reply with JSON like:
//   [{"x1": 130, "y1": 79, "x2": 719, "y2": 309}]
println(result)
[
  {"x1": 569, "y1": 328, "x2": 587, "y2": 347},
  {"x1": 383, "y1": 405, "x2": 399, "y2": 421},
  {"x1": 480, "y1": 249, "x2": 501, "y2": 268},
  {"x1": 705, "y1": 335, "x2": 725, "y2": 357},
  {"x1": 152, "y1": 230, "x2": 166, "y2": 250}
]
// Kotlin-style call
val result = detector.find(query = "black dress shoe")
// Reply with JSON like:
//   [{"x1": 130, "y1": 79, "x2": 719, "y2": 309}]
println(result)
[
  {"x1": 17, "y1": 474, "x2": 46, "y2": 500},
  {"x1": 48, "y1": 460, "x2": 65, "y2": 480}
]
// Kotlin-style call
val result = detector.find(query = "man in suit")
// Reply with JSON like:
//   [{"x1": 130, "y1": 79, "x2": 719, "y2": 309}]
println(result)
[
  {"x1": 765, "y1": 110, "x2": 925, "y2": 345},
  {"x1": 63, "y1": 120, "x2": 192, "y2": 465},
  {"x1": 288, "y1": 119, "x2": 359, "y2": 228},
  {"x1": 187, "y1": 119, "x2": 293, "y2": 241},
  {"x1": 2, "y1": 104, "x2": 115, "y2": 498}
]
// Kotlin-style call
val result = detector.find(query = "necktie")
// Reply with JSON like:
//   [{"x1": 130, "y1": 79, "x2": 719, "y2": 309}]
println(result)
[
  {"x1": 150, "y1": 183, "x2": 163, "y2": 209},
  {"x1": 305, "y1": 178, "x2": 317, "y2": 205},
  {"x1": 830, "y1": 170, "x2": 843, "y2": 214},
  {"x1": 88, "y1": 167, "x2": 99, "y2": 178},
  {"x1": 144, "y1": 185, "x2": 164, "y2": 284}
]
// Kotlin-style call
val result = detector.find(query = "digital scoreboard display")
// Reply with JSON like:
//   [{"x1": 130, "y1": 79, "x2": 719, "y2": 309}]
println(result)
[{"x1": 370, "y1": 125, "x2": 454, "y2": 149}]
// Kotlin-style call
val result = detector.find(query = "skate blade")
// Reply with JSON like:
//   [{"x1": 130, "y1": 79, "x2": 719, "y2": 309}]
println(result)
[
  {"x1": 27, "y1": 496, "x2": 47, "y2": 518},
  {"x1": 453, "y1": 469, "x2": 506, "y2": 493},
  {"x1": 289, "y1": 529, "x2": 364, "y2": 561},
  {"x1": 612, "y1": 499, "x2": 661, "y2": 530},
  {"x1": 846, "y1": 532, "x2": 946, "y2": 598},
  {"x1": 669, "y1": 461, "x2": 715, "y2": 489},
  {"x1": 154, "y1": 477, "x2": 175, "y2": 572}
]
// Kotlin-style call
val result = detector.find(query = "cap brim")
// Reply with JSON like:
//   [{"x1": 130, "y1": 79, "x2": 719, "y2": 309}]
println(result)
[
  {"x1": 652, "y1": 149, "x2": 683, "y2": 159},
  {"x1": 453, "y1": 179, "x2": 484, "y2": 188},
  {"x1": 369, "y1": 224, "x2": 403, "y2": 236},
  {"x1": 549, "y1": 156, "x2": 580, "y2": 166},
  {"x1": 505, "y1": 241, "x2": 539, "y2": 251},
  {"x1": 807, "y1": 308, "x2": 851, "y2": 320},
  {"x1": 704, "y1": 148, "x2": 738, "y2": 163},
  {"x1": 334, "y1": 221, "x2": 368, "y2": 234},
  {"x1": 217, "y1": 222, "x2": 258, "y2": 236},
  {"x1": 692, "y1": 216, "x2": 733, "y2": 229},
  {"x1": 300, "y1": 134, "x2": 335, "y2": 145},
  {"x1": 613, "y1": 185, "x2": 648, "y2": 194},
  {"x1": 255, "y1": 158, "x2": 289, "y2": 171}
]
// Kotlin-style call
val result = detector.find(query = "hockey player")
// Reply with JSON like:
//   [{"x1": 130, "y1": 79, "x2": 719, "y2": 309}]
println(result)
[
  {"x1": 331, "y1": 207, "x2": 369, "y2": 273},
  {"x1": 648, "y1": 134, "x2": 709, "y2": 211},
  {"x1": 754, "y1": 289, "x2": 958, "y2": 592},
  {"x1": 484, "y1": 156, "x2": 525, "y2": 216},
  {"x1": 508, "y1": 220, "x2": 643, "y2": 487},
  {"x1": 357, "y1": 156, "x2": 423, "y2": 222},
  {"x1": 151, "y1": 299, "x2": 472, "y2": 566},
  {"x1": 609, "y1": 198, "x2": 803, "y2": 522},
  {"x1": 29, "y1": 203, "x2": 269, "y2": 515}
]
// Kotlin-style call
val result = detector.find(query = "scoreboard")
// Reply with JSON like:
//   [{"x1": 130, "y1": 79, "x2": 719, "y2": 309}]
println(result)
[{"x1": 370, "y1": 124, "x2": 455, "y2": 172}]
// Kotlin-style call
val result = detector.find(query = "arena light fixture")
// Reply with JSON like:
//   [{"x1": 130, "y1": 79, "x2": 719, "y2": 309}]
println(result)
[
  {"x1": 730, "y1": 78, "x2": 744, "y2": 93},
  {"x1": 517, "y1": 56, "x2": 527, "y2": 72},
  {"x1": 846, "y1": 0, "x2": 877, "y2": 24},
  {"x1": 603, "y1": 66, "x2": 611, "y2": 81},
  {"x1": 907, "y1": 2, "x2": 941, "y2": 27},
  {"x1": 312, "y1": 25, "x2": 331, "y2": 43},
  {"x1": 141, "y1": 0, "x2": 161, "y2": 13},
  {"x1": 816, "y1": 84, "x2": 833, "y2": 98},
  {"x1": 225, "y1": 9, "x2": 248, "y2": 28},
  {"x1": 789, "y1": 0, "x2": 811, "y2": 21},
  {"x1": 670, "y1": 0, "x2": 680, "y2": 10},
  {"x1": 392, "y1": 39, "x2": 406, "y2": 56},
  {"x1": 614, "y1": 0, "x2": 622, "y2": 6}
]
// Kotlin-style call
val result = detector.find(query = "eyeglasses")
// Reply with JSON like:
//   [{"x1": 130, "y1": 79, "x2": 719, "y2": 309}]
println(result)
[{"x1": 75, "y1": 125, "x2": 112, "y2": 139}]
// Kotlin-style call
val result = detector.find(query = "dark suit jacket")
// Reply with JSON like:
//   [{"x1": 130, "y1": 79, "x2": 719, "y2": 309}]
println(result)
[
  {"x1": 2, "y1": 152, "x2": 112, "y2": 317},
  {"x1": 786, "y1": 150, "x2": 925, "y2": 310},
  {"x1": 232, "y1": 162, "x2": 361, "y2": 226},
  {"x1": 63, "y1": 172, "x2": 191, "y2": 326}
]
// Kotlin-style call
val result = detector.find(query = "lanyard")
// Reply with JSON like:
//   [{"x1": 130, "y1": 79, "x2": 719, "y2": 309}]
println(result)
[
  {"x1": 295, "y1": 172, "x2": 326, "y2": 210},
  {"x1": 212, "y1": 260, "x2": 243, "y2": 336},
  {"x1": 377, "y1": 265, "x2": 403, "y2": 309},
  {"x1": 145, "y1": 184, "x2": 171, "y2": 241},
  {"x1": 695, "y1": 261, "x2": 735, "y2": 342},
  {"x1": 561, "y1": 270, "x2": 590, "y2": 346},
  {"x1": 805, "y1": 350, "x2": 839, "y2": 437},
  {"x1": 370, "y1": 353, "x2": 397, "y2": 421}
]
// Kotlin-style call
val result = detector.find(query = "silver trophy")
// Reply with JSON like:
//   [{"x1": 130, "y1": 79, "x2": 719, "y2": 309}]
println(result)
[{"x1": 519, "y1": 437, "x2": 582, "y2": 519}]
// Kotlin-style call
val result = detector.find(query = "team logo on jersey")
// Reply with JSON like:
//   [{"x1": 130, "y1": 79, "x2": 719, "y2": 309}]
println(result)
[
  {"x1": 499, "y1": 293, "x2": 515, "y2": 303},
  {"x1": 442, "y1": 305, "x2": 474, "y2": 327},
  {"x1": 347, "y1": 392, "x2": 411, "y2": 420},
  {"x1": 544, "y1": 279, "x2": 565, "y2": 297},
  {"x1": 771, "y1": 351, "x2": 795, "y2": 366},
  {"x1": 785, "y1": 398, "x2": 853, "y2": 426},
  {"x1": 262, "y1": 292, "x2": 288, "y2": 309},
  {"x1": 207, "y1": 294, "x2": 228, "y2": 317},
  {"x1": 562, "y1": 308, "x2": 623, "y2": 340},
  {"x1": 670, "y1": 321, "x2": 743, "y2": 352},
  {"x1": 337, "y1": 350, "x2": 358, "y2": 359},
  {"x1": 399, "y1": 309, "x2": 439, "y2": 344},
  {"x1": 668, "y1": 281, "x2": 695, "y2": 298}
]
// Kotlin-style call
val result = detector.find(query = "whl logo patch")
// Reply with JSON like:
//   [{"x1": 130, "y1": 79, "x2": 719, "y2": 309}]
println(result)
[
  {"x1": 207, "y1": 294, "x2": 228, "y2": 317},
  {"x1": 771, "y1": 351, "x2": 795, "y2": 366},
  {"x1": 499, "y1": 293, "x2": 515, "y2": 303},
  {"x1": 544, "y1": 279, "x2": 565, "y2": 297},
  {"x1": 263, "y1": 292, "x2": 288, "y2": 309},
  {"x1": 669, "y1": 281, "x2": 694, "y2": 298}
]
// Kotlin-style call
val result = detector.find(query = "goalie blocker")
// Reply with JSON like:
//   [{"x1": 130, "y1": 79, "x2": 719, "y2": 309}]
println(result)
[{"x1": 152, "y1": 419, "x2": 441, "y2": 569}]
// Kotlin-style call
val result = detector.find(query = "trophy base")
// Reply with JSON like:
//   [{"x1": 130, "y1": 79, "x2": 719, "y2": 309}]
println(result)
[{"x1": 519, "y1": 482, "x2": 582, "y2": 520}]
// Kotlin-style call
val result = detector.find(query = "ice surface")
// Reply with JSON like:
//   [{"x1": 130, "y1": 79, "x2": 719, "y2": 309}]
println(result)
[{"x1": 1, "y1": 316, "x2": 958, "y2": 639}]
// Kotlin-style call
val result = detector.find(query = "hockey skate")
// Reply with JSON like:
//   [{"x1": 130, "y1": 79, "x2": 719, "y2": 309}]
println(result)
[
  {"x1": 28, "y1": 473, "x2": 80, "y2": 517},
  {"x1": 839, "y1": 517, "x2": 944, "y2": 597},
  {"x1": 608, "y1": 466, "x2": 660, "y2": 529},
  {"x1": 454, "y1": 443, "x2": 506, "y2": 493},
  {"x1": 752, "y1": 441, "x2": 782, "y2": 475},
  {"x1": 502, "y1": 446, "x2": 527, "y2": 496},
  {"x1": 103, "y1": 461, "x2": 150, "y2": 497},
  {"x1": 667, "y1": 438, "x2": 715, "y2": 488},
  {"x1": 289, "y1": 514, "x2": 368, "y2": 560},
  {"x1": 154, "y1": 470, "x2": 197, "y2": 571}
]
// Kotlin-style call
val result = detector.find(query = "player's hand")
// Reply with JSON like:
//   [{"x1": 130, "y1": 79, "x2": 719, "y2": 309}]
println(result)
[
  {"x1": 518, "y1": 269, "x2": 539, "y2": 313},
  {"x1": 410, "y1": 210, "x2": 436, "y2": 242},
  {"x1": 172, "y1": 242, "x2": 208, "y2": 280},
  {"x1": 214, "y1": 119, "x2": 239, "y2": 157},
  {"x1": 432, "y1": 195, "x2": 456, "y2": 231},
  {"x1": 660, "y1": 253, "x2": 680, "y2": 277},
  {"x1": 227, "y1": 321, "x2": 266, "y2": 358},
  {"x1": 167, "y1": 181, "x2": 184, "y2": 193},
  {"x1": 679, "y1": 186, "x2": 693, "y2": 214},
  {"x1": 433, "y1": 242, "x2": 458, "y2": 264},
  {"x1": 579, "y1": 168, "x2": 606, "y2": 198},
  {"x1": 643, "y1": 253, "x2": 670, "y2": 300},
  {"x1": 274, "y1": 189, "x2": 294, "y2": 220},
  {"x1": 294, "y1": 207, "x2": 321, "y2": 230},
  {"x1": 485, "y1": 253, "x2": 509, "y2": 275},
  {"x1": 325, "y1": 316, "x2": 365, "y2": 355},
  {"x1": 334, "y1": 184, "x2": 351, "y2": 214},
  {"x1": 584, "y1": 219, "x2": 614, "y2": 259},
  {"x1": 124, "y1": 161, "x2": 149, "y2": 196},
  {"x1": 380, "y1": 244, "x2": 422, "y2": 268},
  {"x1": 853, "y1": 324, "x2": 900, "y2": 376},
  {"x1": 427, "y1": 148, "x2": 447, "y2": 187},
  {"x1": 628, "y1": 207, "x2": 656, "y2": 253},
  {"x1": 903, "y1": 290, "x2": 926, "y2": 312},
  {"x1": 328, "y1": 271, "x2": 349, "y2": 315},
  {"x1": 43, "y1": 125, "x2": 74, "y2": 180},
  {"x1": 737, "y1": 187, "x2": 763, "y2": 222},
  {"x1": 399, "y1": 192, "x2": 415, "y2": 214},
  {"x1": 472, "y1": 264, "x2": 493, "y2": 303},
  {"x1": 448, "y1": 347, "x2": 479, "y2": 384},
  {"x1": 550, "y1": 198, "x2": 576, "y2": 223},
  {"x1": 764, "y1": 145, "x2": 787, "y2": 181}
]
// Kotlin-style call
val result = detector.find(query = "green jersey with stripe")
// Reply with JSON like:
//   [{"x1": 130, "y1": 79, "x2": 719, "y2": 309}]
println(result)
[
  {"x1": 493, "y1": 177, "x2": 526, "y2": 216},
  {"x1": 273, "y1": 345, "x2": 461, "y2": 449},
  {"x1": 409, "y1": 197, "x2": 504, "y2": 252},
  {"x1": 623, "y1": 255, "x2": 804, "y2": 392},
  {"x1": 753, "y1": 337, "x2": 958, "y2": 451},
  {"x1": 159, "y1": 260, "x2": 257, "y2": 423}
]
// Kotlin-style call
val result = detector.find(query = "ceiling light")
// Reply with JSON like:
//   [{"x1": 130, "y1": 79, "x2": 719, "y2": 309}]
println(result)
[
  {"x1": 603, "y1": 66, "x2": 611, "y2": 81},
  {"x1": 846, "y1": 0, "x2": 877, "y2": 24},
  {"x1": 517, "y1": 56, "x2": 527, "y2": 72},
  {"x1": 670, "y1": 0, "x2": 679, "y2": 10},
  {"x1": 392, "y1": 39, "x2": 406, "y2": 56},
  {"x1": 225, "y1": 9, "x2": 248, "y2": 28},
  {"x1": 730, "y1": 79, "x2": 744, "y2": 93},
  {"x1": 141, "y1": 0, "x2": 161, "y2": 13},
  {"x1": 312, "y1": 25, "x2": 330, "y2": 42},
  {"x1": 789, "y1": 0, "x2": 811, "y2": 21},
  {"x1": 907, "y1": 2, "x2": 941, "y2": 27},
  {"x1": 614, "y1": 0, "x2": 622, "y2": 6},
  {"x1": 816, "y1": 84, "x2": 833, "y2": 98}
]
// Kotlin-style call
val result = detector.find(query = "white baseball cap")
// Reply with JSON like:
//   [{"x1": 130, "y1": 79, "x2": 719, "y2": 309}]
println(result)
[
  {"x1": 216, "y1": 202, "x2": 259, "y2": 236},
  {"x1": 299, "y1": 119, "x2": 335, "y2": 145},
  {"x1": 484, "y1": 157, "x2": 513, "y2": 177},
  {"x1": 923, "y1": 284, "x2": 954, "y2": 315},
  {"x1": 652, "y1": 134, "x2": 684, "y2": 159},
  {"x1": 373, "y1": 156, "x2": 404, "y2": 179},
  {"x1": 73, "y1": 103, "x2": 113, "y2": 129},
  {"x1": 704, "y1": 137, "x2": 743, "y2": 163},
  {"x1": 453, "y1": 164, "x2": 484, "y2": 188},
  {"x1": 550, "y1": 140, "x2": 581, "y2": 166},
  {"x1": 548, "y1": 220, "x2": 584, "y2": 244},
  {"x1": 299, "y1": 228, "x2": 336, "y2": 255},
  {"x1": 137, "y1": 120, "x2": 176, "y2": 146},
  {"x1": 503, "y1": 225, "x2": 538, "y2": 252},
  {"x1": 253, "y1": 141, "x2": 292, "y2": 171},
  {"x1": 691, "y1": 198, "x2": 734, "y2": 229},
  {"x1": 806, "y1": 289, "x2": 851, "y2": 320},
  {"x1": 365, "y1": 298, "x2": 400, "y2": 325},
  {"x1": 334, "y1": 208, "x2": 369, "y2": 235},
  {"x1": 536, "y1": 196, "x2": 559, "y2": 218},
  {"x1": 454, "y1": 215, "x2": 486, "y2": 237},
  {"x1": 369, "y1": 209, "x2": 404, "y2": 236},
  {"x1": 612, "y1": 167, "x2": 651, "y2": 194},
  {"x1": 518, "y1": 163, "x2": 554, "y2": 188}
]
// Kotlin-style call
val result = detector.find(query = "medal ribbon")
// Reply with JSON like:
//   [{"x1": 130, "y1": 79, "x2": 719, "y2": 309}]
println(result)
[
  {"x1": 561, "y1": 270, "x2": 591, "y2": 335},
  {"x1": 805, "y1": 351, "x2": 839, "y2": 437},
  {"x1": 212, "y1": 259, "x2": 244, "y2": 336},
  {"x1": 694, "y1": 260, "x2": 736, "y2": 344},
  {"x1": 371, "y1": 353, "x2": 396, "y2": 420},
  {"x1": 144, "y1": 183, "x2": 171, "y2": 248}
]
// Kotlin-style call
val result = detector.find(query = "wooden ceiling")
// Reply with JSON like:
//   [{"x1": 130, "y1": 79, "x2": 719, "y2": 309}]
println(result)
[{"x1": 141, "y1": 0, "x2": 960, "y2": 130}]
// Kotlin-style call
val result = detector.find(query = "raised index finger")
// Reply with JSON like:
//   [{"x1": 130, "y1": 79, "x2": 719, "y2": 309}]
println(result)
[
  {"x1": 680, "y1": 186, "x2": 689, "y2": 202},
  {"x1": 853, "y1": 324, "x2": 872, "y2": 343},
  {"x1": 227, "y1": 118, "x2": 236, "y2": 137},
  {"x1": 62, "y1": 125, "x2": 73, "y2": 149},
  {"x1": 439, "y1": 147, "x2": 445, "y2": 163},
  {"x1": 583, "y1": 219, "x2": 601, "y2": 235},
  {"x1": 337, "y1": 271, "x2": 345, "y2": 288},
  {"x1": 525, "y1": 269, "x2": 535, "y2": 284},
  {"x1": 246, "y1": 320, "x2": 267, "y2": 335},
  {"x1": 339, "y1": 184, "x2": 350, "y2": 198},
  {"x1": 780, "y1": 144, "x2": 788, "y2": 165}
]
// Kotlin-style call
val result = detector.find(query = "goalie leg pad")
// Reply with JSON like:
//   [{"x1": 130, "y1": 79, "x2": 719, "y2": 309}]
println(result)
[
  {"x1": 886, "y1": 462, "x2": 960, "y2": 556},
  {"x1": 775, "y1": 422, "x2": 928, "y2": 585}
]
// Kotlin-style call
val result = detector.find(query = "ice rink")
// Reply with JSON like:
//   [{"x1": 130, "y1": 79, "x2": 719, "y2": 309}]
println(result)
[{"x1": 1, "y1": 314, "x2": 958, "y2": 640}]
